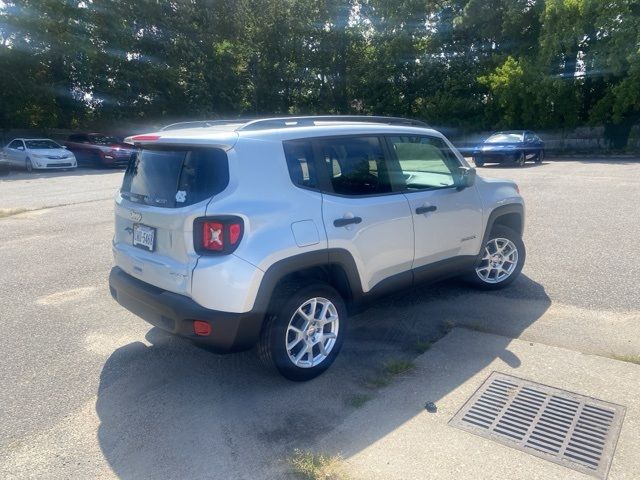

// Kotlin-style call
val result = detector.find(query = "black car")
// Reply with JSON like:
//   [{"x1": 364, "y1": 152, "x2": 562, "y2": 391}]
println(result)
[{"x1": 472, "y1": 131, "x2": 545, "y2": 167}]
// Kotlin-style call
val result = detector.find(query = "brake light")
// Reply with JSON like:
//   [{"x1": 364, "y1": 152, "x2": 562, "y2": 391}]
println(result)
[
  {"x1": 131, "y1": 135, "x2": 161, "y2": 141},
  {"x1": 195, "y1": 216, "x2": 244, "y2": 254}
]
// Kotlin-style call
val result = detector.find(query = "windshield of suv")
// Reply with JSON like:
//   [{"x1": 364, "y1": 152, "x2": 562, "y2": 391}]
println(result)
[
  {"x1": 120, "y1": 147, "x2": 229, "y2": 208},
  {"x1": 485, "y1": 133, "x2": 523, "y2": 144},
  {"x1": 25, "y1": 140, "x2": 62, "y2": 149},
  {"x1": 89, "y1": 134, "x2": 118, "y2": 145}
]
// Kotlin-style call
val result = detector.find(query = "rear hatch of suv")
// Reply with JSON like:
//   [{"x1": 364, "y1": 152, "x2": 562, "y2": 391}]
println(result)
[{"x1": 113, "y1": 146, "x2": 229, "y2": 296}]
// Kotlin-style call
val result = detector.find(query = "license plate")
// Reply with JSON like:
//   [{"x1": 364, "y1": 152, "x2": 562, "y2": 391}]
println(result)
[{"x1": 133, "y1": 224, "x2": 156, "y2": 252}]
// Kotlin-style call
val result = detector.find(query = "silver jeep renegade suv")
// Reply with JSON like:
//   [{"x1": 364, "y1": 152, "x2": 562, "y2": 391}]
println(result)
[{"x1": 109, "y1": 116, "x2": 525, "y2": 381}]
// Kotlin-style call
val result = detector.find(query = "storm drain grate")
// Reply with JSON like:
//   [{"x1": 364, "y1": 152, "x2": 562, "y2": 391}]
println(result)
[{"x1": 449, "y1": 372, "x2": 625, "y2": 479}]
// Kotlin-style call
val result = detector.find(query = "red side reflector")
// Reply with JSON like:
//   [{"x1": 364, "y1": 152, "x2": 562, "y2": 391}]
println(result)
[
  {"x1": 202, "y1": 221, "x2": 224, "y2": 251},
  {"x1": 131, "y1": 135, "x2": 161, "y2": 141},
  {"x1": 229, "y1": 223, "x2": 242, "y2": 245},
  {"x1": 193, "y1": 321, "x2": 211, "y2": 336}
]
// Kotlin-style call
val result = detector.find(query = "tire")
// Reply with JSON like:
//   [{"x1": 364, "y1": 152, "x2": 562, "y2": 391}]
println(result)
[
  {"x1": 534, "y1": 150, "x2": 544, "y2": 163},
  {"x1": 514, "y1": 152, "x2": 525, "y2": 167},
  {"x1": 258, "y1": 282, "x2": 347, "y2": 381},
  {"x1": 25, "y1": 157, "x2": 33, "y2": 173},
  {"x1": 466, "y1": 224, "x2": 525, "y2": 290},
  {"x1": 473, "y1": 157, "x2": 484, "y2": 167}
]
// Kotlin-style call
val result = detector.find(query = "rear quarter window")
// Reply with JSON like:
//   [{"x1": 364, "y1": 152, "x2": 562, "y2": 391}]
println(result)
[
  {"x1": 283, "y1": 140, "x2": 318, "y2": 189},
  {"x1": 121, "y1": 147, "x2": 229, "y2": 208}
]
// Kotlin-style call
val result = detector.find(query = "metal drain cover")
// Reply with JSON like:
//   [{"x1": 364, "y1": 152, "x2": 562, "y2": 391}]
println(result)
[{"x1": 449, "y1": 372, "x2": 625, "y2": 478}]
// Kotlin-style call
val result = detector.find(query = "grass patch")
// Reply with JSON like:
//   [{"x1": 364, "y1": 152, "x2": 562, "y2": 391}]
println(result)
[
  {"x1": 365, "y1": 358, "x2": 416, "y2": 389},
  {"x1": 365, "y1": 376, "x2": 390, "y2": 389},
  {"x1": 0, "y1": 208, "x2": 28, "y2": 218},
  {"x1": 383, "y1": 359, "x2": 415, "y2": 376},
  {"x1": 464, "y1": 322, "x2": 492, "y2": 333},
  {"x1": 413, "y1": 339, "x2": 432, "y2": 354},
  {"x1": 441, "y1": 319, "x2": 456, "y2": 333},
  {"x1": 345, "y1": 393, "x2": 372, "y2": 408},
  {"x1": 611, "y1": 354, "x2": 640, "y2": 365},
  {"x1": 289, "y1": 449, "x2": 349, "y2": 480}
]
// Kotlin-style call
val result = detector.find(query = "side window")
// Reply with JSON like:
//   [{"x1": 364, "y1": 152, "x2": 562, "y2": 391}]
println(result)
[
  {"x1": 8, "y1": 140, "x2": 23, "y2": 149},
  {"x1": 317, "y1": 136, "x2": 391, "y2": 196},
  {"x1": 388, "y1": 135, "x2": 460, "y2": 190},
  {"x1": 283, "y1": 140, "x2": 318, "y2": 189}
]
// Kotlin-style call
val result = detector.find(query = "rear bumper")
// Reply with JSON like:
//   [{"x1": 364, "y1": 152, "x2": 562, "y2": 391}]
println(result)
[
  {"x1": 473, "y1": 152, "x2": 514, "y2": 163},
  {"x1": 108, "y1": 266, "x2": 264, "y2": 352},
  {"x1": 101, "y1": 155, "x2": 132, "y2": 167}
]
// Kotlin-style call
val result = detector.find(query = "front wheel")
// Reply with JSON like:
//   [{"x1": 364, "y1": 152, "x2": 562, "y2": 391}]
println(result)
[
  {"x1": 514, "y1": 152, "x2": 526, "y2": 167},
  {"x1": 473, "y1": 157, "x2": 484, "y2": 167},
  {"x1": 534, "y1": 150, "x2": 544, "y2": 163},
  {"x1": 25, "y1": 157, "x2": 34, "y2": 173},
  {"x1": 258, "y1": 283, "x2": 347, "y2": 381},
  {"x1": 466, "y1": 225, "x2": 525, "y2": 290}
]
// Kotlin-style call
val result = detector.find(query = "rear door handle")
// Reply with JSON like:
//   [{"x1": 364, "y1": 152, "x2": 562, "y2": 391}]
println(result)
[
  {"x1": 415, "y1": 205, "x2": 437, "y2": 214},
  {"x1": 334, "y1": 217, "x2": 362, "y2": 227}
]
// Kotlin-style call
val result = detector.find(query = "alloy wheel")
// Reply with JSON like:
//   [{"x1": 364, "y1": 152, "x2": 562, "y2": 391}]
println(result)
[
  {"x1": 285, "y1": 297, "x2": 339, "y2": 368},
  {"x1": 475, "y1": 237, "x2": 519, "y2": 284}
]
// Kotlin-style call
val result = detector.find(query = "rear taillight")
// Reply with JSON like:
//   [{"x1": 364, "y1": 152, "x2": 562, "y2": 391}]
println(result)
[{"x1": 194, "y1": 216, "x2": 244, "y2": 255}]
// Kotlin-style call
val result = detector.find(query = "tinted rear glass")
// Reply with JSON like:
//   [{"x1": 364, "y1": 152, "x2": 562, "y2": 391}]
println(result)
[{"x1": 121, "y1": 147, "x2": 229, "y2": 208}]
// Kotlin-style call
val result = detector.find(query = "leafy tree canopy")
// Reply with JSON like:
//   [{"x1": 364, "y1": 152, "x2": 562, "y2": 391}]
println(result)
[{"x1": 0, "y1": 0, "x2": 638, "y2": 145}]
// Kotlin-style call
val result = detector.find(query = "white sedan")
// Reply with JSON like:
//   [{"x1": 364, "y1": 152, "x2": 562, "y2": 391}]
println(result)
[{"x1": 2, "y1": 138, "x2": 77, "y2": 172}]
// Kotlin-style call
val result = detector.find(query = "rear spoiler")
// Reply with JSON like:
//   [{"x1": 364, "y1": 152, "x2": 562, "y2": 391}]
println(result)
[{"x1": 123, "y1": 133, "x2": 239, "y2": 151}]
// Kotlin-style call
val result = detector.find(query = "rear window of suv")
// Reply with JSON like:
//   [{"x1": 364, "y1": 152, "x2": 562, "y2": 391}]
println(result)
[{"x1": 120, "y1": 147, "x2": 229, "y2": 208}]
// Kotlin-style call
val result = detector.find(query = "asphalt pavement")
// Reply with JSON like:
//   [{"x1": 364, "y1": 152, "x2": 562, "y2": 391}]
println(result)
[{"x1": 0, "y1": 160, "x2": 638, "y2": 479}]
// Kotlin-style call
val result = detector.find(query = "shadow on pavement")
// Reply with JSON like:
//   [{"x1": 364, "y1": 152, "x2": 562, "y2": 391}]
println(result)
[
  {"x1": 0, "y1": 166, "x2": 124, "y2": 181},
  {"x1": 96, "y1": 274, "x2": 550, "y2": 479},
  {"x1": 479, "y1": 162, "x2": 548, "y2": 169}
]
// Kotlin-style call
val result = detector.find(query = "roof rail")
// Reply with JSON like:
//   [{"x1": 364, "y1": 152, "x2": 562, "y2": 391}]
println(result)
[
  {"x1": 160, "y1": 119, "x2": 250, "y2": 131},
  {"x1": 237, "y1": 115, "x2": 428, "y2": 131}
]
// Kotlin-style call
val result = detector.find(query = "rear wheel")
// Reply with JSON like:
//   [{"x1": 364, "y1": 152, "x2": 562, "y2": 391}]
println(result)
[
  {"x1": 466, "y1": 225, "x2": 525, "y2": 290},
  {"x1": 258, "y1": 283, "x2": 347, "y2": 381},
  {"x1": 473, "y1": 157, "x2": 484, "y2": 167}
]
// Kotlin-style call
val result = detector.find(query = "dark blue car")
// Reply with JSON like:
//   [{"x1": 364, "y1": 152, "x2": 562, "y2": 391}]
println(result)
[{"x1": 472, "y1": 131, "x2": 545, "y2": 167}]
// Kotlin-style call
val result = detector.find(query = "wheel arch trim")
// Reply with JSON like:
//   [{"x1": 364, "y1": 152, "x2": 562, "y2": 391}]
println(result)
[
  {"x1": 252, "y1": 248, "x2": 364, "y2": 316},
  {"x1": 480, "y1": 203, "x2": 524, "y2": 257}
]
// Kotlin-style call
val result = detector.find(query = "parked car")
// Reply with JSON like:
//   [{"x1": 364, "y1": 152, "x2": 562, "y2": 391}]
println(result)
[
  {"x1": 2, "y1": 138, "x2": 77, "y2": 172},
  {"x1": 65, "y1": 133, "x2": 136, "y2": 167},
  {"x1": 472, "y1": 130, "x2": 544, "y2": 167},
  {"x1": 0, "y1": 149, "x2": 10, "y2": 175},
  {"x1": 109, "y1": 115, "x2": 526, "y2": 381}
]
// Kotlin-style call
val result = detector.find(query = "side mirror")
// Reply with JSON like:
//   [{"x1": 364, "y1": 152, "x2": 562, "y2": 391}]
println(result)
[
  {"x1": 62, "y1": 145, "x2": 68, "y2": 149},
  {"x1": 17, "y1": 145, "x2": 25, "y2": 151},
  {"x1": 457, "y1": 166, "x2": 476, "y2": 190}
]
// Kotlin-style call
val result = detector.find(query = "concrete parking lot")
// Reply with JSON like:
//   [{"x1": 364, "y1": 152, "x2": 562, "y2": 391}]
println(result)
[{"x1": 1, "y1": 159, "x2": 639, "y2": 479}]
